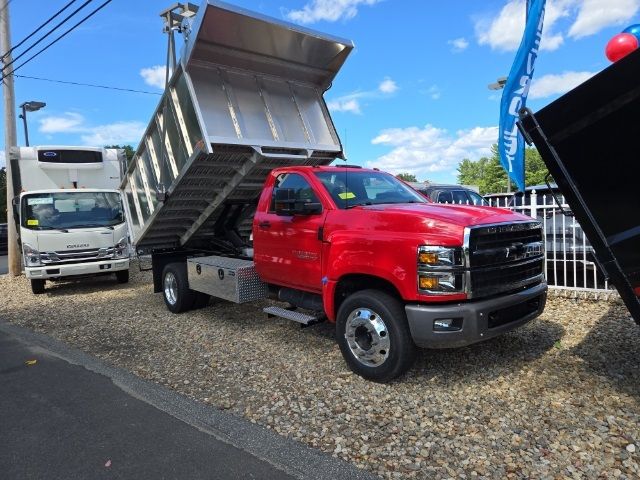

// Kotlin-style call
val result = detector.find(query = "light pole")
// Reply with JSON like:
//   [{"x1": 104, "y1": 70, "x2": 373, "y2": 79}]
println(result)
[{"x1": 18, "y1": 101, "x2": 46, "y2": 146}]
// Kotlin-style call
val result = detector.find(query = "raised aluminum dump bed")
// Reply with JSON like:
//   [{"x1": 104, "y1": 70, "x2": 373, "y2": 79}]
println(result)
[
  {"x1": 519, "y1": 49, "x2": 640, "y2": 324},
  {"x1": 122, "y1": 1, "x2": 353, "y2": 251}
]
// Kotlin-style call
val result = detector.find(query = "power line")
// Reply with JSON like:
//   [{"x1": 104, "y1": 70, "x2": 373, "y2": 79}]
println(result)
[
  {"x1": 3, "y1": 0, "x2": 79, "y2": 59},
  {"x1": 1, "y1": 0, "x2": 94, "y2": 73},
  {"x1": 16, "y1": 74, "x2": 162, "y2": 95},
  {"x1": 2, "y1": 0, "x2": 112, "y2": 79}
]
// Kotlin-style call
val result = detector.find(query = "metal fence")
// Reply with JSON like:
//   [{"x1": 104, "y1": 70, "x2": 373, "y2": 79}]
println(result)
[{"x1": 485, "y1": 191, "x2": 615, "y2": 296}]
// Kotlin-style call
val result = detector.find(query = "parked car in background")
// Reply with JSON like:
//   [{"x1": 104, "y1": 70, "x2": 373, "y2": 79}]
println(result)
[
  {"x1": 0, "y1": 223, "x2": 7, "y2": 255},
  {"x1": 484, "y1": 185, "x2": 602, "y2": 288},
  {"x1": 415, "y1": 184, "x2": 489, "y2": 206}
]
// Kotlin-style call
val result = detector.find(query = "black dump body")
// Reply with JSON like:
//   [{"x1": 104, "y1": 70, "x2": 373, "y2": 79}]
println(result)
[{"x1": 519, "y1": 49, "x2": 640, "y2": 324}]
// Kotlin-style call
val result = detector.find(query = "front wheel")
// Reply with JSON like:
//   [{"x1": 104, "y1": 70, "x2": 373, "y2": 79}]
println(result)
[
  {"x1": 336, "y1": 289, "x2": 416, "y2": 382},
  {"x1": 162, "y1": 263, "x2": 196, "y2": 313},
  {"x1": 31, "y1": 279, "x2": 45, "y2": 295},
  {"x1": 115, "y1": 269, "x2": 130, "y2": 284}
]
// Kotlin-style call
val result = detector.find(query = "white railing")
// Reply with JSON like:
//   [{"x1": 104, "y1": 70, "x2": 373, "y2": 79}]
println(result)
[{"x1": 485, "y1": 191, "x2": 614, "y2": 294}]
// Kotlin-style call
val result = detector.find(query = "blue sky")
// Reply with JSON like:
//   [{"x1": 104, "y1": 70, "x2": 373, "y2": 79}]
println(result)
[{"x1": 1, "y1": 0, "x2": 638, "y2": 183}]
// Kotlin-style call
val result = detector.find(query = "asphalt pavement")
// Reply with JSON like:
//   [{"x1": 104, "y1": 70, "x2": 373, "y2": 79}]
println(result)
[
  {"x1": 0, "y1": 255, "x2": 7, "y2": 275},
  {"x1": 0, "y1": 322, "x2": 373, "y2": 480}
]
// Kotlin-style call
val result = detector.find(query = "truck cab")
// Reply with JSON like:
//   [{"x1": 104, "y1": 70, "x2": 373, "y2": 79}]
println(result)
[
  {"x1": 10, "y1": 146, "x2": 131, "y2": 294},
  {"x1": 248, "y1": 165, "x2": 547, "y2": 379}
]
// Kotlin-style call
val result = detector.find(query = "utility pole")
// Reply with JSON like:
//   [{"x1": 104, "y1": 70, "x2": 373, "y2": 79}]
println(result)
[{"x1": 1, "y1": 0, "x2": 21, "y2": 276}]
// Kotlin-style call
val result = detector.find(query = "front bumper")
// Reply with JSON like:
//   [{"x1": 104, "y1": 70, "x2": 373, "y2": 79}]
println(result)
[
  {"x1": 405, "y1": 282, "x2": 547, "y2": 348},
  {"x1": 25, "y1": 259, "x2": 129, "y2": 280}
]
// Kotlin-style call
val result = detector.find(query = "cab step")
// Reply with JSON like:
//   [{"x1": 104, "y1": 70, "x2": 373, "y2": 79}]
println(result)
[{"x1": 263, "y1": 306, "x2": 324, "y2": 328}]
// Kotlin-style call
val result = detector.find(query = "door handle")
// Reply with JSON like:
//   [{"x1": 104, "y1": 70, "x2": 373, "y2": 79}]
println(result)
[{"x1": 258, "y1": 221, "x2": 271, "y2": 229}]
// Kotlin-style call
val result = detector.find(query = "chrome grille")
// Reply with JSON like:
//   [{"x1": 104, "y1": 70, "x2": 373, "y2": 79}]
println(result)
[
  {"x1": 466, "y1": 222, "x2": 545, "y2": 298},
  {"x1": 41, "y1": 247, "x2": 115, "y2": 265}
]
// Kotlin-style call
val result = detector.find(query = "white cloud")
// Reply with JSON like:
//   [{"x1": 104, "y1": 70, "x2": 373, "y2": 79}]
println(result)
[
  {"x1": 368, "y1": 125, "x2": 498, "y2": 176},
  {"x1": 80, "y1": 122, "x2": 146, "y2": 146},
  {"x1": 0, "y1": 150, "x2": 5, "y2": 168},
  {"x1": 38, "y1": 113, "x2": 145, "y2": 146},
  {"x1": 327, "y1": 78, "x2": 398, "y2": 114},
  {"x1": 569, "y1": 0, "x2": 640, "y2": 38},
  {"x1": 529, "y1": 70, "x2": 596, "y2": 99},
  {"x1": 425, "y1": 85, "x2": 441, "y2": 100},
  {"x1": 140, "y1": 65, "x2": 166, "y2": 90},
  {"x1": 39, "y1": 112, "x2": 84, "y2": 134},
  {"x1": 448, "y1": 37, "x2": 469, "y2": 52},
  {"x1": 474, "y1": 0, "x2": 610, "y2": 52},
  {"x1": 285, "y1": 0, "x2": 381, "y2": 23},
  {"x1": 378, "y1": 77, "x2": 398, "y2": 94},
  {"x1": 327, "y1": 97, "x2": 362, "y2": 114}
]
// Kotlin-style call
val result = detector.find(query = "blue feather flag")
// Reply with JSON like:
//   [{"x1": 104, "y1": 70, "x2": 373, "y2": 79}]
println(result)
[{"x1": 498, "y1": 0, "x2": 546, "y2": 191}]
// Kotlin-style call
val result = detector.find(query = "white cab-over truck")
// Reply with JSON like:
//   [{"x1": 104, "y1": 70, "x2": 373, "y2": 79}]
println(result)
[{"x1": 9, "y1": 146, "x2": 131, "y2": 294}]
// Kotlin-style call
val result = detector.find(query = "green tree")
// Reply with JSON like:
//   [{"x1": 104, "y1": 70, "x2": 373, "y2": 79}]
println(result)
[
  {"x1": 0, "y1": 167, "x2": 6, "y2": 223},
  {"x1": 396, "y1": 173, "x2": 417, "y2": 182},
  {"x1": 456, "y1": 144, "x2": 548, "y2": 194}
]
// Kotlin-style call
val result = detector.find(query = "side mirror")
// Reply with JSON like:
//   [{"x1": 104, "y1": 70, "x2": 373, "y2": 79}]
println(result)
[
  {"x1": 301, "y1": 202, "x2": 322, "y2": 215},
  {"x1": 274, "y1": 188, "x2": 323, "y2": 216},
  {"x1": 274, "y1": 188, "x2": 297, "y2": 216}
]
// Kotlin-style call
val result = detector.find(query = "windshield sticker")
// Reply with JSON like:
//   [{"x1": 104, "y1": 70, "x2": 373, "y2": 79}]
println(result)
[
  {"x1": 27, "y1": 197, "x2": 54, "y2": 206},
  {"x1": 338, "y1": 192, "x2": 356, "y2": 200},
  {"x1": 27, "y1": 219, "x2": 39, "y2": 226}
]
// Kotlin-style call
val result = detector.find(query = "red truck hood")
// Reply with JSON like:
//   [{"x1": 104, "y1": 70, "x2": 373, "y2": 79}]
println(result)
[
  {"x1": 361, "y1": 203, "x2": 529, "y2": 227},
  {"x1": 325, "y1": 203, "x2": 535, "y2": 247}
]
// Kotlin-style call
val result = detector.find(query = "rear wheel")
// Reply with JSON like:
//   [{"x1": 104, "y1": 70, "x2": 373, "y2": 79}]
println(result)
[
  {"x1": 115, "y1": 269, "x2": 130, "y2": 284},
  {"x1": 162, "y1": 262, "x2": 196, "y2": 313},
  {"x1": 336, "y1": 289, "x2": 416, "y2": 382},
  {"x1": 31, "y1": 279, "x2": 45, "y2": 295}
]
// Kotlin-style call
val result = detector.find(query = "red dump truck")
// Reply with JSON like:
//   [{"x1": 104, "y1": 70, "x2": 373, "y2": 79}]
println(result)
[{"x1": 124, "y1": 2, "x2": 547, "y2": 381}]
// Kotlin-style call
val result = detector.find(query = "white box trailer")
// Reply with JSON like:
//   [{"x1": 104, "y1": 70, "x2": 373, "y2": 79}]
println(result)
[{"x1": 9, "y1": 146, "x2": 131, "y2": 293}]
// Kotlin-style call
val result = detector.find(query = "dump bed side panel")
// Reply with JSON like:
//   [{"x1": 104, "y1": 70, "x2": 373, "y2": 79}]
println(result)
[
  {"x1": 121, "y1": 1, "x2": 353, "y2": 250},
  {"x1": 519, "y1": 49, "x2": 640, "y2": 323}
]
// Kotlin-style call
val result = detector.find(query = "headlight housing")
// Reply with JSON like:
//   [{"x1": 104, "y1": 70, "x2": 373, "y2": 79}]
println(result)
[
  {"x1": 114, "y1": 237, "x2": 129, "y2": 259},
  {"x1": 417, "y1": 245, "x2": 465, "y2": 295},
  {"x1": 23, "y1": 243, "x2": 42, "y2": 267},
  {"x1": 418, "y1": 246, "x2": 464, "y2": 267}
]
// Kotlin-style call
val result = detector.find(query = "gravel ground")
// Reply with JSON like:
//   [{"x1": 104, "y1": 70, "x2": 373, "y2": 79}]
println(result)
[{"x1": 1, "y1": 270, "x2": 638, "y2": 479}]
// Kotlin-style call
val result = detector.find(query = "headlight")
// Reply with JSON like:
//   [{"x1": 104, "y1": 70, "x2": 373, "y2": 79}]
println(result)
[
  {"x1": 23, "y1": 243, "x2": 42, "y2": 267},
  {"x1": 114, "y1": 237, "x2": 129, "y2": 259},
  {"x1": 418, "y1": 272, "x2": 464, "y2": 294},
  {"x1": 417, "y1": 245, "x2": 465, "y2": 294},
  {"x1": 418, "y1": 246, "x2": 463, "y2": 267}
]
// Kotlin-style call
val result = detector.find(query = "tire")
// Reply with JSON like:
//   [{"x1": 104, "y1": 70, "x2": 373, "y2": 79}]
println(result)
[
  {"x1": 115, "y1": 269, "x2": 130, "y2": 284},
  {"x1": 192, "y1": 292, "x2": 210, "y2": 309},
  {"x1": 336, "y1": 289, "x2": 416, "y2": 383},
  {"x1": 161, "y1": 262, "x2": 196, "y2": 313},
  {"x1": 31, "y1": 279, "x2": 45, "y2": 295}
]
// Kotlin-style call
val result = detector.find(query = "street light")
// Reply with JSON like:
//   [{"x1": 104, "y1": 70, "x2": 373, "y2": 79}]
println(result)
[
  {"x1": 488, "y1": 76, "x2": 507, "y2": 91},
  {"x1": 18, "y1": 100, "x2": 46, "y2": 146}
]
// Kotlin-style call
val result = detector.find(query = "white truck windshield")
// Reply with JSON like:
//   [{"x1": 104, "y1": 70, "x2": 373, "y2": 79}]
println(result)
[{"x1": 22, "y1": 191, "x2": 124, "y2": 230}]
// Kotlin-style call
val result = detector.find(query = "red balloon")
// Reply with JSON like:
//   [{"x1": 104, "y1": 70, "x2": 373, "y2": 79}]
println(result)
[{"x1": 605, "y1": 33, "x2": 638, "y2": 62}]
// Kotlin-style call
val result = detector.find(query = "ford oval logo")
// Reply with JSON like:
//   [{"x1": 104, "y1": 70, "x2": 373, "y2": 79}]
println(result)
[{"x1": 43, "y1": 151, "x2": 57, "y2": 157}]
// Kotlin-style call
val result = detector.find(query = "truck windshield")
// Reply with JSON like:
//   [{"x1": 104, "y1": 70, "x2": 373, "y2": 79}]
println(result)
[
  {"x1": 22, "y1": 191, "x2": 124, "y2": 230},
  {"x1": 315, "y1": 170, "x2": 426, "y2": 209}
]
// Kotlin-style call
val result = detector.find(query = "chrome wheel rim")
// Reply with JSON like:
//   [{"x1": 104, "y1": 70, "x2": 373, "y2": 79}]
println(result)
[
  {"x1": 164, "y1": 272, "x2": 178, "y2": 305},
  {"x1": 344, "y1": 308, "x2": 390, "y2": 367}
]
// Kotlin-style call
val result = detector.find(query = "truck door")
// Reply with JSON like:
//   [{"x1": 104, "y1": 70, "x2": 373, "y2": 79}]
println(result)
[{"x1": 254, "y1": 173, "x2": 325, "y2": 292}]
